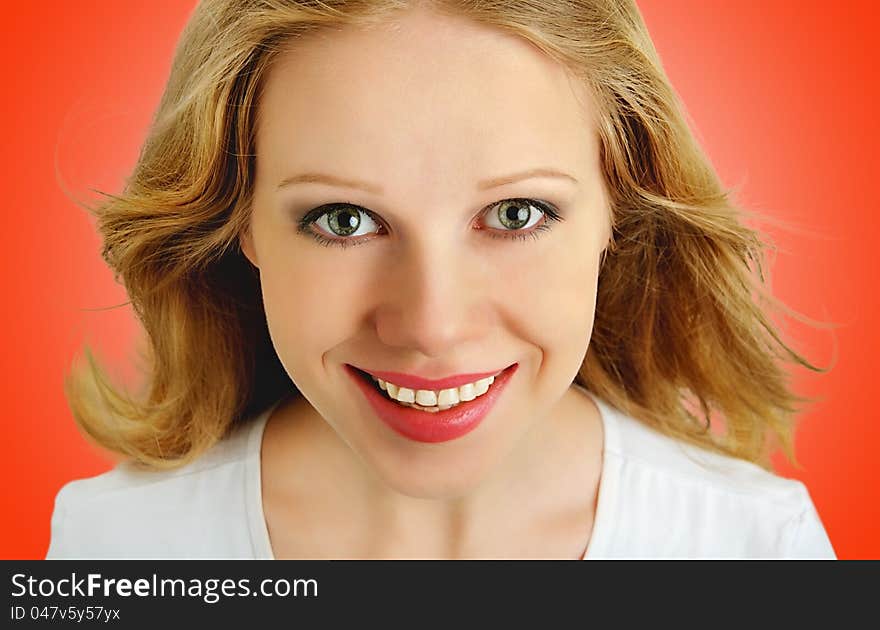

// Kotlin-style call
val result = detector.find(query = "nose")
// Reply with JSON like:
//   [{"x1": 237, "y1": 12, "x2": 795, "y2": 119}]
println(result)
[{"x1": 372, "y1": 232, "x2": 490, "y2": 358}]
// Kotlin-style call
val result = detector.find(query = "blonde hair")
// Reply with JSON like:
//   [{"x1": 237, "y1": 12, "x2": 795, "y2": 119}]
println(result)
[{"x1": 65, "y1": 0, "x2": 833, "y2": 472}]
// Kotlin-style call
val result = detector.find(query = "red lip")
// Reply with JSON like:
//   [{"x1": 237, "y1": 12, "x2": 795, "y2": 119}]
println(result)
[
  {"x1": 349, "y1": 366, "x2": 509, "y2": 391},
  {"x1": 345, "y1": 363, "x2": 518, "y2": 443}
]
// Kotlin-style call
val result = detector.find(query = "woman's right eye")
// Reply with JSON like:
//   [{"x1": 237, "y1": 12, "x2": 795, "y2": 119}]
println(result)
[{"x1": 296, "y1": 203, "x2": 384, "y2": 249}]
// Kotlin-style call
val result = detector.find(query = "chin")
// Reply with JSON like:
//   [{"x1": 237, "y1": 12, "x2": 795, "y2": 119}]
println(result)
[{"x1": 358, "y1": 439, "x2": 501, "y2": 501}]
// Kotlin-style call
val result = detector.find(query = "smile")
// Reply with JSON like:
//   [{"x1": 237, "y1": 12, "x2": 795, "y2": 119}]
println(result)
[
  {"x1": 370, "y1": 371, "x2": 501, "y2": 412},
  {"x1": 345, "y1": 363, "x2": 518, "y2": 443}
]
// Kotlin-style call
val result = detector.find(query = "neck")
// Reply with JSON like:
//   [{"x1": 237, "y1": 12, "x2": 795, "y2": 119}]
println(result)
[{"x1": 261, "y1": 384, "x2": 603, "y2": 559}]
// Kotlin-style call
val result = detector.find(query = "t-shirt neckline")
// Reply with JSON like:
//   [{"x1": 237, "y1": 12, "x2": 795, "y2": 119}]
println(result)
[{"x1": 245, "y1": 384, "x2": 620, "y2": 560}]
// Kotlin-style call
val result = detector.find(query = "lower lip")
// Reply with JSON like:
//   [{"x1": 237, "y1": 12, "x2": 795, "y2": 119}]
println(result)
[{"x1": 345, "y1": 363, "x2": 518, "y2": 443}]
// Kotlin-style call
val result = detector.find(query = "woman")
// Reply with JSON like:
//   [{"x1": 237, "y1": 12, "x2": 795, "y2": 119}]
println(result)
[{"x1": 47, "y1": 0, "x2": 835, "y2": 559}]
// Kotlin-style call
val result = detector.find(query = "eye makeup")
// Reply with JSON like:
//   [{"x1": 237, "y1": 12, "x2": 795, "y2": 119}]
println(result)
[{"x1": 293, "y1": 198, "x2": 565, "y2": 249}]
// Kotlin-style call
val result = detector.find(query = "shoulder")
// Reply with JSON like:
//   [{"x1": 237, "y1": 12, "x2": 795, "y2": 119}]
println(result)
[
  {"x1": 46, "y1": 415, "x2": 263, "y2": 559},
  {"x1": 592, "y1": 398, "x2": 836, "y2": 559}
]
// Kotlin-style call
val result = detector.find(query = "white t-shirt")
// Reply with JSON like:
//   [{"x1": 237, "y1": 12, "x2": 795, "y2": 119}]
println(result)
[{"x1": 45, "y1": 387, "x2": 836, "y2": 559}]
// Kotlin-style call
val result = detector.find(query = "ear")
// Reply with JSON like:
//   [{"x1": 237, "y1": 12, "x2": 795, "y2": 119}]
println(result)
[{"x1": 239, "y1": 226, "x2": 259, "y2": 269}]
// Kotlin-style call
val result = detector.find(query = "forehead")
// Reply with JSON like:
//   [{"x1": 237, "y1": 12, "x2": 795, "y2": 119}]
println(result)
[{"x1": 256, "y1": 10, "x2": 599, "y2": 186}]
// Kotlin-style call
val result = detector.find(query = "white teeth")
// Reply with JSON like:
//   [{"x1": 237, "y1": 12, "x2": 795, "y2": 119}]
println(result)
[
  {"x1": 437, "y1": 388, "x2": 459, "y2": 406},
  {"x1": 415, "y1": 390, "x2": 437, "y2": 406},
  {"x1": 372, "y1": 373, "x2": 498, "y2": 410},
  {"x1": 396, "y1": 387, "x2": 416, "y2": 403},
  {"x1": 458, "y1": 383, "x2": 476, "y2": 402}
]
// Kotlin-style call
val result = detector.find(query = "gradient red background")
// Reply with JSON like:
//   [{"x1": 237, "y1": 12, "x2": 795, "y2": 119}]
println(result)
[{"x1": 2, "y1": 1, "x2": 877, "y2": 559}]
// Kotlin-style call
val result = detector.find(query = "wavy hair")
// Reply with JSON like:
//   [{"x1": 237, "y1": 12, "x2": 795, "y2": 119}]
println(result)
[{"x1": 64, "y1": 0, "x2": 833, "y2": 471}]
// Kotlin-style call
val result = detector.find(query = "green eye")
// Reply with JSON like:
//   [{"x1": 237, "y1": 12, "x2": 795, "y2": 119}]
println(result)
[
  {"x1": 487, "y1": 199, "x2": 544, "y2": 231},
  {"x1": 296, "y1": 198, "x2": 563, "y2": 249},
  {"x1": 324, "y1": 206, "x2": 363, "y2": 236}
]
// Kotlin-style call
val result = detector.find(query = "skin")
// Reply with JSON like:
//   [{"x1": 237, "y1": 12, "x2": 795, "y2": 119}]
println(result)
[{"x1": 240, "y1": 6, "x2": 612, "y2": 559}]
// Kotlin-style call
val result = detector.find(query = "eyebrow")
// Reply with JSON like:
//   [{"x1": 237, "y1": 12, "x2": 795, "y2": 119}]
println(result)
[{"x1": 276, "y1": 167, "x2": 578, "y2": 194}]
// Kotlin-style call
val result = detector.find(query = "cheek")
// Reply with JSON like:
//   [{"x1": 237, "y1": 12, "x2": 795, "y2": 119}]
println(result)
[
  {"x1": 502, "y1": 227, "x2": 601, "y2": 394},
  {"x1": 256, "y1": 241, "x2": 367, "y2": 381},
  {"x1": 510, "y1": 228, "x2": 601, "y2": 338}
]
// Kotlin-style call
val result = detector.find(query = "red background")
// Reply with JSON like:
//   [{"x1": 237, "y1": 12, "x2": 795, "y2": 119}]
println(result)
[{"x1": 2, "y1": 1, "x2": 877, "y2": 559}]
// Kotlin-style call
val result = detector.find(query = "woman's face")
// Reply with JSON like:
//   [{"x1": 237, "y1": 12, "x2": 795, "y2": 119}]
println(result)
[{"x1": 243, "y1": 8, "x2": 611, "y2": 499}]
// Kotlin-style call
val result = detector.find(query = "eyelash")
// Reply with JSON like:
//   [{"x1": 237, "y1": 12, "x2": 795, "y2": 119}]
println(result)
[{"x1": 295, "y1": 198, "x2": 564, "y2": 249}]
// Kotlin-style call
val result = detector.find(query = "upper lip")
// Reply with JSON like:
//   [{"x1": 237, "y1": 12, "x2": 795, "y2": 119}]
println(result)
[{"x1": 350, "y1": 364, "x2": 513, "y2": 391}]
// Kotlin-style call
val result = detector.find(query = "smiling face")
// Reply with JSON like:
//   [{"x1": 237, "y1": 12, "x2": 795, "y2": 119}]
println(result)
[{"x1": 242, "y1": 7, "x2": 612, "y2": 499}]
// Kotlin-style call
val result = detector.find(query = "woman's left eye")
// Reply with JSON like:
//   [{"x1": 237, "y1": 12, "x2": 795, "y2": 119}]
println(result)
[{"x1": 295, "y1": 198, "x2": 564, "y2": 249}]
